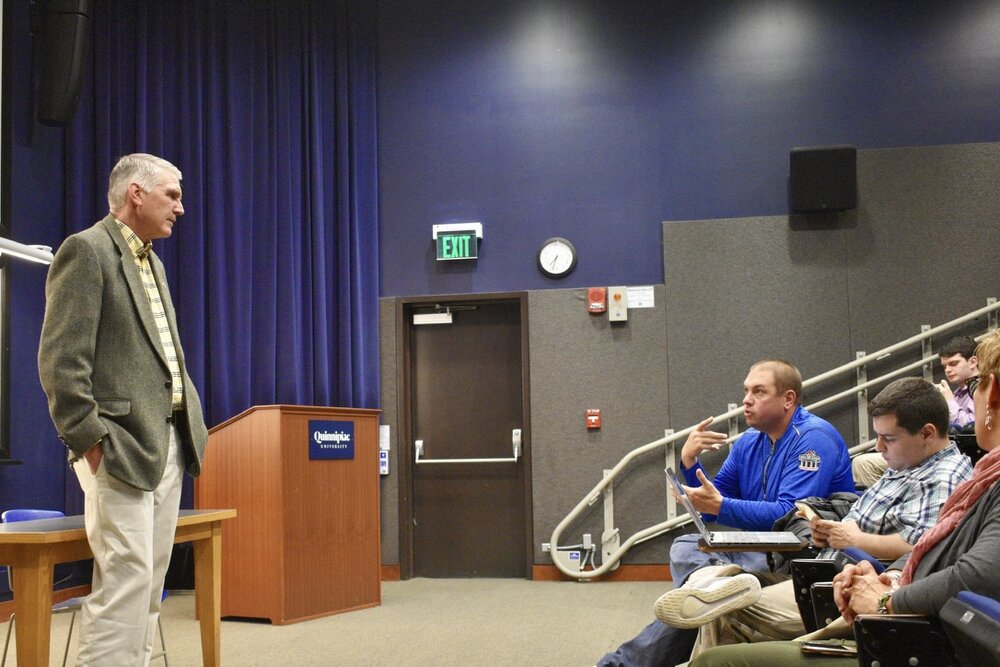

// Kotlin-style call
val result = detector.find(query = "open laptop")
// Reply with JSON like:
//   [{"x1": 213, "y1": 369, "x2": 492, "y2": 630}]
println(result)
[{"x1": 666, "y1": 467, "x2": 804, "y2": 549}]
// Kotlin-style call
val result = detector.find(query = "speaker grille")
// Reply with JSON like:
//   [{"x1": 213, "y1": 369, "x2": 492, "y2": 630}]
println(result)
[
  {"x1": 36, "y1": 1, "x2": 93, "y2": 126},
  {"x1": 789, "y1": 146, "x2": 857, "y2": 213}
]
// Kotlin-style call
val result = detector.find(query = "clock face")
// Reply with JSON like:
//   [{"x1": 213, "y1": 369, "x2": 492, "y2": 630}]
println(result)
[{"x1": 537, "y1": 237, "x2": 577, "y2": 278}]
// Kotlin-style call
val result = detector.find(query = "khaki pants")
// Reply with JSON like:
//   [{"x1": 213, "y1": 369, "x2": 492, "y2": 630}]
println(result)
[
  {"x1": 852, "y1": 452, "x2": 888, "y2": 488},
  {"x1": 688, "y1": 567, "x2": 804, "y2": 661},
  {"x1": 72, "y1": 427, "x2": 183, "y2": 666}
]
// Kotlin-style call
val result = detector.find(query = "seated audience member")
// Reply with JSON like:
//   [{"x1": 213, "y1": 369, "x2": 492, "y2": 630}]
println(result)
[
  {"x1": 668, "y1": 360, "x2": 854, "y2": 585},
  {"x1": 938, "y1": 334, "x2": 980, "y2": 428},
  {"x1": 665, "y1": 377, "x2": 972, "y2": 661},
  {"x1": 688, "y1": 330, "x2": 1000, "y2": 667},
  {"x1": 597, "y1": 359, "x2": 853, "y2": 667},
  {"x1": 854, "y1": 334, "x2": 980, "y2": 487}
]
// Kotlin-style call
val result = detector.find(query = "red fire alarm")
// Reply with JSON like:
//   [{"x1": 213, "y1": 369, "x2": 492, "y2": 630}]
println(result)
[
  {"x1": 587, "y1": 287, "x2": 607, "y2": 314},
  {"x1": 586, "y1": 408, "x2": 601, "y2": 430}
]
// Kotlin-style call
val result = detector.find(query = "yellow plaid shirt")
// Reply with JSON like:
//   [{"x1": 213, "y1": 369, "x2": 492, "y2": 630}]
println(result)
[{"x1": 115, "y1": 220, "x2": 184, "y2": 409}]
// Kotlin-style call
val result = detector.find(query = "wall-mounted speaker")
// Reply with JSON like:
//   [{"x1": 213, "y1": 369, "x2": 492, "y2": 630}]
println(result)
[
  {"x1": 35, "y1": 0, "x2": 93, "y2": 126},
  {"x1": 789, "y1": 145, "x2": 857, "y2": 213}
]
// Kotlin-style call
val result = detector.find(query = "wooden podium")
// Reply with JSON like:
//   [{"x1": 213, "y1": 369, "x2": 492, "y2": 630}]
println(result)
[{"x1": 195, "y1": 405, "x2": 381, "y2": 625}]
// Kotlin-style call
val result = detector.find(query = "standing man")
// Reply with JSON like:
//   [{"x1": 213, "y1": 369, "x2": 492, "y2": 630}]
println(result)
[{"x1": 39, "y1": 153, "x2": 209, "y2": 665}]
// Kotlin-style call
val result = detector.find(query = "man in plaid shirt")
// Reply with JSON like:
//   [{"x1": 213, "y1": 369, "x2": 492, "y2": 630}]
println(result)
[
  {"x1": 599, "y1": 377, "x2": 973, "y2": 666},
  {"x1": 808, "y1": 378, "x2": 973, "y2": 559}
]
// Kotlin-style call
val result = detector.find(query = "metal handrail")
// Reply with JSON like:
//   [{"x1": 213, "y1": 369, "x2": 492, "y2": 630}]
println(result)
[
  {"x1": 549, "y1": 298, "x2": 998, "y2": 579},
  {"x1": 803, "y1": 300, "x2": 999, "y2": 388}
]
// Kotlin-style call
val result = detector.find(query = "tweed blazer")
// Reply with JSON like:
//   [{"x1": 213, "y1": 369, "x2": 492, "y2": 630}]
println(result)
[{"x1": 38, "y1": 215, "x2": 208, "y2": 491}]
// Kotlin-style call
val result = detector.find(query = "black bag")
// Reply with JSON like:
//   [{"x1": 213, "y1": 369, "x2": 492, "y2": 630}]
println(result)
[{"x1": 767, "y1": 492, "x2": 859, "y2": 573}]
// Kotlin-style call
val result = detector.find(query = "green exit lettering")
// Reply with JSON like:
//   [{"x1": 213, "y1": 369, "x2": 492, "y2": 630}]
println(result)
[
  {"x1": 436, "y1": 233, "x2": 478, "y2": 261},
  {"x1": 443, "y1": 235, "x2": 468, "y2": 257}
]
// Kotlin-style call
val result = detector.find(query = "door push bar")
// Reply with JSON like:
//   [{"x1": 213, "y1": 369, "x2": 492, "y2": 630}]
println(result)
[{"x1": 415, "y1": 429, "x2": 522, "y2": 464}]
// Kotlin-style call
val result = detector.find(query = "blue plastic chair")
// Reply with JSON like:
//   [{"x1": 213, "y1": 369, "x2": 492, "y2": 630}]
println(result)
[
  {"x1": 840, "y1": 546, "x2": 887, "y2": 573},
  {"x1": 0, "y1": 509, "x2": 169, "y2": 666},
  {"x1": 940, "y1": 591, "x2": 1000, "y2": 664}
]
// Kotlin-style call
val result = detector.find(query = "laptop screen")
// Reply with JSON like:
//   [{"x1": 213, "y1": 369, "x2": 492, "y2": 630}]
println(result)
[{"x1": 665, "y1": 467, "x2": 712, "y2": 542}]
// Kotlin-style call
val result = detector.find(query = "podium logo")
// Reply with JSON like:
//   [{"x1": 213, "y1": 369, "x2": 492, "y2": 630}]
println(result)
[
  {"x1": 314, "y1": 431, "x2": 352, "y2": 446},
  {"x1": 309, "y1": 420, "x2": 355, "y2": 460}
]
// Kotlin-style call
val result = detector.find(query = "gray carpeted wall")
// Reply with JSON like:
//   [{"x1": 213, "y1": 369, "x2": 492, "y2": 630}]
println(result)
[
  {"x1": 378, "y1": 302, "x2": 402, "y2": 567},
  {"x1": 380, "y1": 141, "x2": 1000, "y2": 569}
]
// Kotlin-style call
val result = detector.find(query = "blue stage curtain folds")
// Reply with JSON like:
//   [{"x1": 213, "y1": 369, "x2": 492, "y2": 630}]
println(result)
[{"x1": 62, "y1": 0, "x2": 380, "y2": 430}]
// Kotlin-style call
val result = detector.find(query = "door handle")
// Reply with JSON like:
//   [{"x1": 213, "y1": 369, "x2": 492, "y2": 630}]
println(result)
[{"x1": 414, "y1": 432, "x2": 522, "y2": 465}]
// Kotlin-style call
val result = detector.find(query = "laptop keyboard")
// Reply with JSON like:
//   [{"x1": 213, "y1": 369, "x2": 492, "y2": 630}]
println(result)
[{"x1": 711, "y1": 530, "x2": 800, "y2": 544}]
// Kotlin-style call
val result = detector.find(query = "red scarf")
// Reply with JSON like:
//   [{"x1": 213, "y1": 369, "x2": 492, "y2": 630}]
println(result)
[{"x1": 901, "y1": 446, "x2": 1000, "y2": 585}]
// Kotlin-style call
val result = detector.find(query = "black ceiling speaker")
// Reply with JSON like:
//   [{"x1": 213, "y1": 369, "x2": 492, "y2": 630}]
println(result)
[
  {"x1": 34, "y1": 0, "x2": 93, "y2": 126},
  {"x1": 789, "y1": 145, "x2": 857, "y2": 213}
]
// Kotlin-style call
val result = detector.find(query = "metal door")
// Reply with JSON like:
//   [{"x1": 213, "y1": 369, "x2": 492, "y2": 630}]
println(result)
[{"x1": 406, "y1": 297, "x2": 529, "y2": 577}]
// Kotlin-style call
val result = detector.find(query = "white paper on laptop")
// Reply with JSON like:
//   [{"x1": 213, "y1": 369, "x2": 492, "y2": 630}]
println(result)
[{"x1": 665, "y1": 467, "x2": 804, "y2": 549}]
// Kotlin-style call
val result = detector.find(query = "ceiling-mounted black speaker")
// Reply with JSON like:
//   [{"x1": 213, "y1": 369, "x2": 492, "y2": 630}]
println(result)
[
  {"x1": 35, "y1": 0, "x2": 93, "y2": 126},
  {"x1": 789, "y1": 145, "x2": 857, "y2": 213}
]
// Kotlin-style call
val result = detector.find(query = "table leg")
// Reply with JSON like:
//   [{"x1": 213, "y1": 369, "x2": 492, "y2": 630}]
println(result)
[
  {"x1": 11, "y1": 546, "x2": 55, "y2": 667},
  {"x1": 193, "y1": 522, "x2": 223, "y2": 667}
]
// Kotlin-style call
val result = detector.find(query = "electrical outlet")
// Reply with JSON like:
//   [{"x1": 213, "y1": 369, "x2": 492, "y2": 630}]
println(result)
[
  {"x1": 583, "y1": 533, "x2": 592, "y2": 550},
  {"x1": 542, "y1": 542, "x2": 551, "y2": 552}
]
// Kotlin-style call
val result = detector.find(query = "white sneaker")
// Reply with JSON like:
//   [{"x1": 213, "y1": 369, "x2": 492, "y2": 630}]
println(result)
[{"x1": 653, "y1": 573, "x2": 762, "y2": 628}]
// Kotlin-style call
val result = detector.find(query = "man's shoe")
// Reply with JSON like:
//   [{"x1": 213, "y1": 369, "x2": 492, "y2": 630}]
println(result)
[{"x1": 653, "y1": 573, "x2": 762, "y2": 628}]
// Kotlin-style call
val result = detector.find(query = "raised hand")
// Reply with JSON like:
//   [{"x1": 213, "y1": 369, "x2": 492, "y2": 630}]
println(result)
[{"x1": 680, "y1": 417, "x2": 727, "y2": 468}]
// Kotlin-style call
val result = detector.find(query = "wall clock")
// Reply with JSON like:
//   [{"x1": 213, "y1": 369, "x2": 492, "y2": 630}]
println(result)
[{"x1": 537, "y1": 237, "x2": 577, "y2": 278}]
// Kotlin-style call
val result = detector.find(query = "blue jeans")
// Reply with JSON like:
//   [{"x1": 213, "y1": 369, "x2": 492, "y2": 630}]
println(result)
[
  {"x1": 597, "y1": 620, "x2": 698, "y2": 667},
  {"x1": 668, "y1": 534, "x2": 768, "y2": 585}
]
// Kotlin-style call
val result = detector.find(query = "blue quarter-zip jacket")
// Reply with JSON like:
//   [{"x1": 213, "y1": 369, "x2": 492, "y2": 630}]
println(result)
[{"x1": 679, "y1": 406, "x2": 854, "y2": 531}]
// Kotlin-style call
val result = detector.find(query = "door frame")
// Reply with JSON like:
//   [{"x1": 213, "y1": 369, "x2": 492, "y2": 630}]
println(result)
[{"x1": 395, "y1": 292, "x2": 532, "y2": 579}]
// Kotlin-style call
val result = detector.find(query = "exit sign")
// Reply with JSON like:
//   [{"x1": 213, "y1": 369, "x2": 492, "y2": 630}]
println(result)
[{"x1": 436, "y1": 232, "x2": 478, "y2": 261}]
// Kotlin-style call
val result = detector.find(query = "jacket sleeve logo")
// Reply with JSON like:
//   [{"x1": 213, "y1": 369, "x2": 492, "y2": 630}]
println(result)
[{"x1": 799, "y1": 450, "x2": 821, "y2": 471}]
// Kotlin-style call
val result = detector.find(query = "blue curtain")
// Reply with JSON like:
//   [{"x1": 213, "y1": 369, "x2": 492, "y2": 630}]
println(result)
[
  {"x1": 64, "y1": 0, "x2": 378, "y2": 417},
  {"x1": 61, "y1": 0, "x2": 379, "y2": 509}
]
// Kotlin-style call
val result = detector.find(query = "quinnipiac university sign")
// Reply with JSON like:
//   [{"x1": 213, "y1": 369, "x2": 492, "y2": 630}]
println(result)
[{"x1": 309, "y1": 420, "x2": 355, "y2": 460}]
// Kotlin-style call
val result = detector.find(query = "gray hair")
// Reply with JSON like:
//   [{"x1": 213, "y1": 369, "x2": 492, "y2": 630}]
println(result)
[{"x1": 107, "y1": 153, "x2": 182, "y2": 213}]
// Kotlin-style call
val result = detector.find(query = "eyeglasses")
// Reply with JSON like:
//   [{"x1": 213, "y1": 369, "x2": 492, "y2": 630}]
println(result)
[{"x1": 965, "y1": 375, "x2": 980, "y2": 396}]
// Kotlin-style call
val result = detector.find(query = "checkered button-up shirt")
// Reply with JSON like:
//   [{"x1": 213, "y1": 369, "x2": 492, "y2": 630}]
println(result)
[
  {"x1": 115, "y1": 220, "x2": 184, "y2": 409},
  {"x1": 817, "y1": 443, "x2": 972, "y2": 558}
]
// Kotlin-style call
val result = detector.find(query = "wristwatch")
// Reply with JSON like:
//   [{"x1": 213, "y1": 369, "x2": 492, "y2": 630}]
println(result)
[{"x1": 876, "y1": 590, "x2": 894, "y2": 615}]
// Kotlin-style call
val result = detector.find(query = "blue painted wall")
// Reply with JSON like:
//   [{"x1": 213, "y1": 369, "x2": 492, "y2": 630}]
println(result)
[{"x1": 377, "y1": 0, "x2": 1000, "y2": 296}]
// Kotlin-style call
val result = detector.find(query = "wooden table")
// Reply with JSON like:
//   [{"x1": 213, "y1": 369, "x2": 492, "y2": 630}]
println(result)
[{"x1": 0, "y1": 508, "x2": 236, "y2": 666}]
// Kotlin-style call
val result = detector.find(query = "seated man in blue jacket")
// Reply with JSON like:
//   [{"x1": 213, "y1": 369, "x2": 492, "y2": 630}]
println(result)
[
  {"x1": 670, "y1": 359, "x2": 854, "y2": 584},
  {"x1": 598, "y1": 359, "x2": 853, "y2": 666}
]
